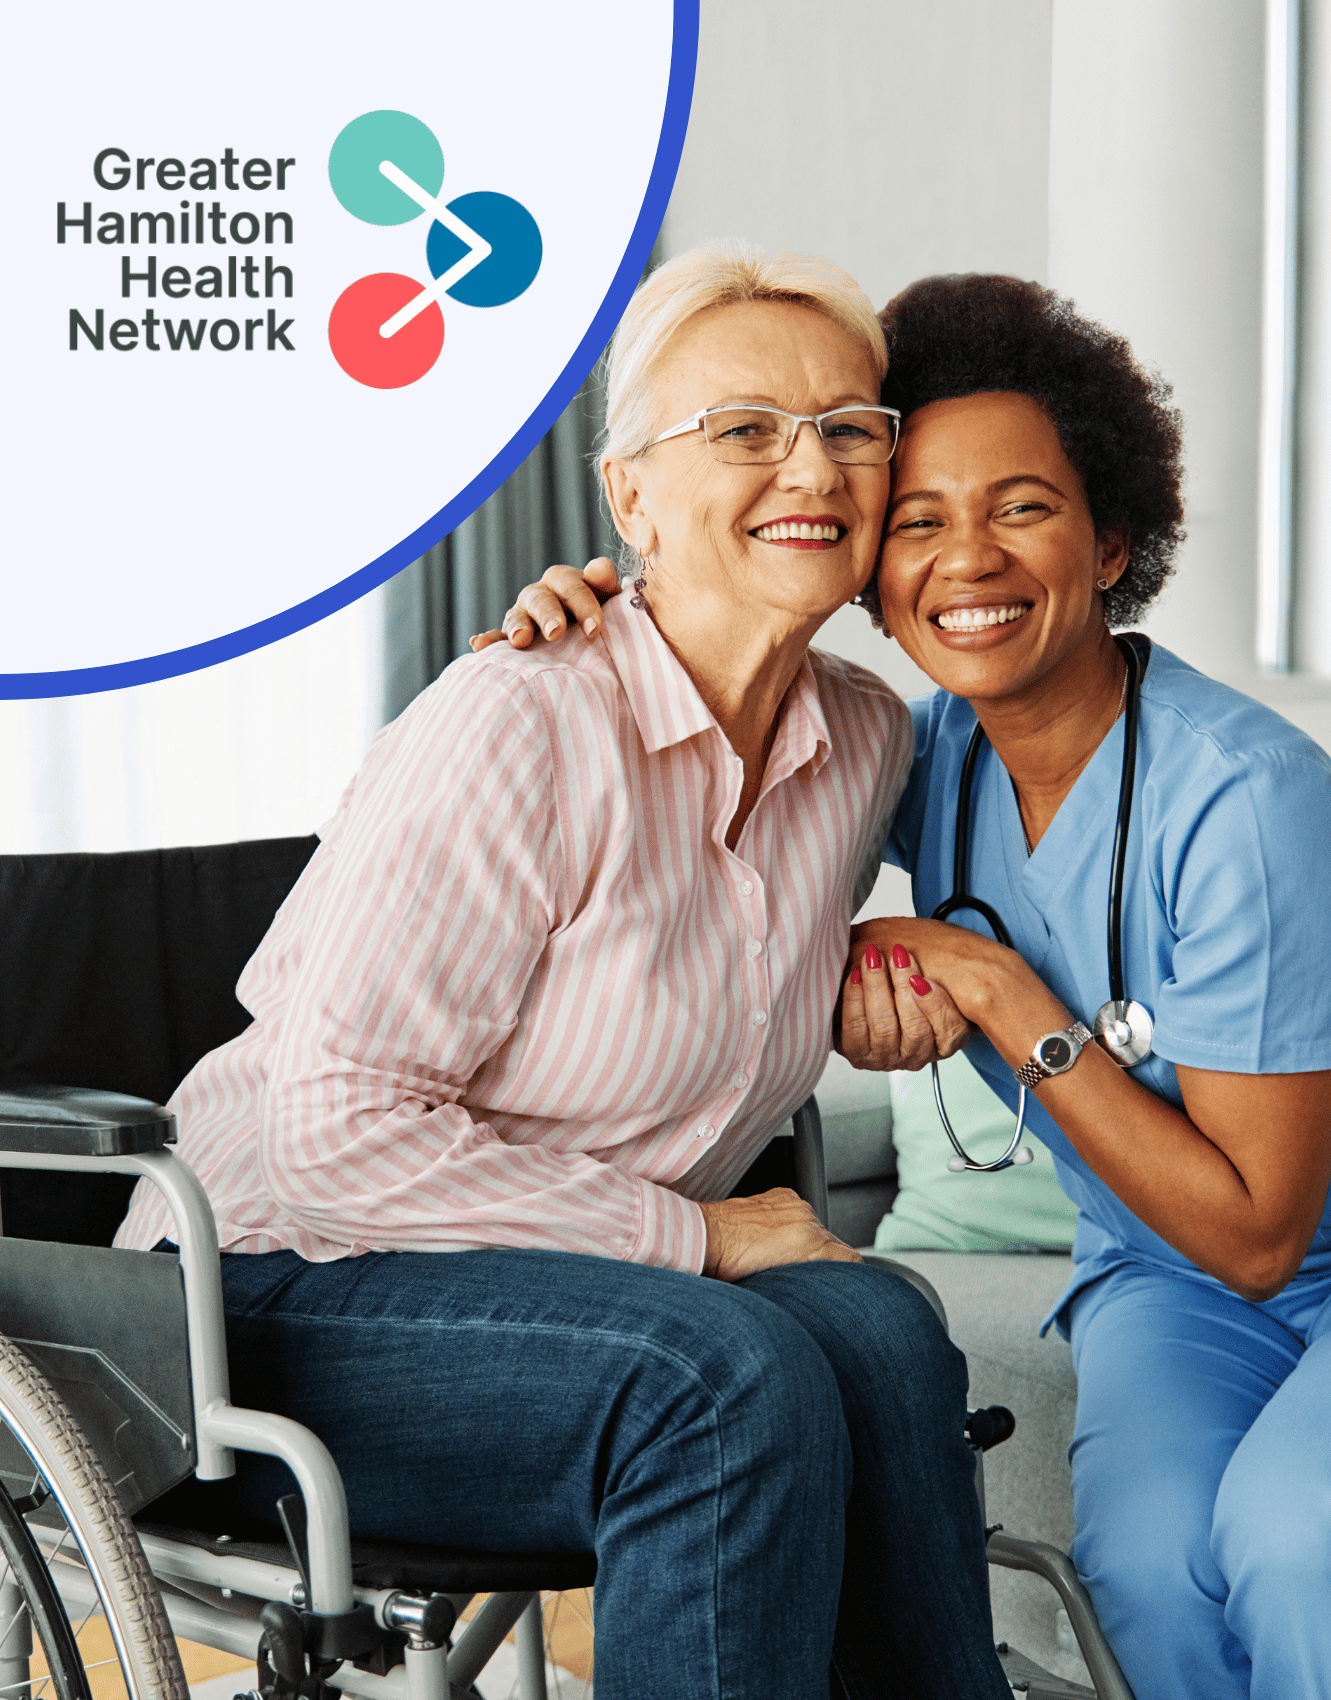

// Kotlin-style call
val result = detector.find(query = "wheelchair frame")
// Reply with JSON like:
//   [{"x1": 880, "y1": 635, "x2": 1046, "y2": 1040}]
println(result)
[{"x1": 0, "y1": 1095, "x2": 1135, "y2": 1700}]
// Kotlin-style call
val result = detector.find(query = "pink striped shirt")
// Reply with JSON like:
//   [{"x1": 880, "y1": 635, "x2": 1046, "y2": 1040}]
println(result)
[{"x1": 117, "y1": 596, "x2": 912, "y2": 1272}]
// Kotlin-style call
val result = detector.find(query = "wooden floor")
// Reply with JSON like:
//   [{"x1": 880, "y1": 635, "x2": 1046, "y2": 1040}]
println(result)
[
  {"x1": 32, "y1": 1594, "x2": 594, "y2": 1699},
  {"x1": 458, "y1": 1590, "x2": 595, "y2": 1683}
]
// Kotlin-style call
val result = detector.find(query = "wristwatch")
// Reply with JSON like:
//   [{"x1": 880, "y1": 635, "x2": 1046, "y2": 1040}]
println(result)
[{"x1": 1014, "y1": 1021, "x2": 1094, "y2": 1089}]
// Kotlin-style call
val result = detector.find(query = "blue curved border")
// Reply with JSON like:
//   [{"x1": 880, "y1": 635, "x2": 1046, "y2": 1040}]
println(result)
[{"x1": 2, "y1": 1, "x2": 699, "y2": 700}]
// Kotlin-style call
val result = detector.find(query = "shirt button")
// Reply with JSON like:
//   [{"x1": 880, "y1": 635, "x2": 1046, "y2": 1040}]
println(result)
[
  {"x1": 696, "y1": 1123, "x2": 715, "y2": 1140},
  {"x1": 732, "y1": 1072, "x2": 749, "y2": 1089},
  {"x1": 752, "y1": 1010, "x2": 767, "y2": 1026},
  {"x1": 739, "y1": 879, "x2": 754, "y2": 895},
  {"x1": 747, "y1": 940, "x2": 763, "y2": 959}
]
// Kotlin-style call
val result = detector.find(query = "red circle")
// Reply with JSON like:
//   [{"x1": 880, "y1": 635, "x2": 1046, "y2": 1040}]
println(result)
[{"x1": 328, "y1": 273, "x2": 444, "y2": 389}]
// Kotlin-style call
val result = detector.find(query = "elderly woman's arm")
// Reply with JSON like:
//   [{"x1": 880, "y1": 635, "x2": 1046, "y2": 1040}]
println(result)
[
  {"x1": 255, "y1": 660, "x2": 695, "y2": 1265},
  {"x1": 253, "y1": 654, "x2": 850, "y2": 1279}
]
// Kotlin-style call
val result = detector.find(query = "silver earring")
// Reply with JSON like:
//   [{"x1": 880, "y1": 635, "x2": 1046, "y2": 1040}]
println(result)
[
  {"x1": 631, "y1": 552, "x2": 652, "y2": 609},
  {"x1": 1096, "y1": 577, "x2": 1109, "y2": 590}
]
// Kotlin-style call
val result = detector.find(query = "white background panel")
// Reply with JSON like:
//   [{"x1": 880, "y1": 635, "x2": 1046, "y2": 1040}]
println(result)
[{"x1": 3, "y1": 0, "x2": 675, "y2": 673}]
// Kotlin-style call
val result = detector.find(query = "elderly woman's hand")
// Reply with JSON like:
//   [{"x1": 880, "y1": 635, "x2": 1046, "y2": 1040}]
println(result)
[
  {"x1": 469, "y1": 557, "x2": 621, "y2": 651},
  {"x1": 699, "y1": 1189, "x2": 860, "y2": 1281},
  {"x1": 836, "y1": 931, "x2": 971, "y2": 1072}
]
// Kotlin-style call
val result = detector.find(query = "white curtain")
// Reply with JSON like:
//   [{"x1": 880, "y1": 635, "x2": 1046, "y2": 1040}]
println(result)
[{"x1": 0, "y1": 592, "x2": 382, "y2": 855}]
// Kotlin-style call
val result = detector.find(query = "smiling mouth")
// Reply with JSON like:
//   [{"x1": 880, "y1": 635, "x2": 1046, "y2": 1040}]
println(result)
[
  {"x1": 934, "y1": 602, "x2": 1031, "y2": 631},
  {"x1": 752, "y1": 520, "x2": 847, "y2": 545}
]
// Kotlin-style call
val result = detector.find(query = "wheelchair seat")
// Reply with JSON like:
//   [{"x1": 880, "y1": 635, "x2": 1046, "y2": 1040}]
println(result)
[{"x1": 136, "y1": 1519, "x2": 597, "y2": 1598}]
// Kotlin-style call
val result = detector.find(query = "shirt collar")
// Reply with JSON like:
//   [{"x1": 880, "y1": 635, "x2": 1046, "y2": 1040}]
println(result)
[{"x1": 600, "y1": 594, "x2": 832, "y2": 776}]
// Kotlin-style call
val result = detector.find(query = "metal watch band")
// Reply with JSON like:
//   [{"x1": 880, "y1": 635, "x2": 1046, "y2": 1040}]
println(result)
[{"x1": 1014, "y1": 1021, "x2": 1093, "y2": 1089}]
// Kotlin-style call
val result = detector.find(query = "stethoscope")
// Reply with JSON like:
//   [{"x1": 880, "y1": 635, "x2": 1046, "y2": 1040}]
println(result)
[{"x1": 931, "y1": 632, "x2": 1155, "y2": 1173}]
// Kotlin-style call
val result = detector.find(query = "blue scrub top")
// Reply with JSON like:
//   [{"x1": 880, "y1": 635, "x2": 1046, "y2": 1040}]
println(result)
[{"x1": 883, "y1": 642, "x2": 1331, "y2": 1326}]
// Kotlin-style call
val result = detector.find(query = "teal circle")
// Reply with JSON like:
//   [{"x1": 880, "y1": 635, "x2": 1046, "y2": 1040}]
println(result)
[{"x1": 328, "y1": 110, "x2": 443, "y2": 226}]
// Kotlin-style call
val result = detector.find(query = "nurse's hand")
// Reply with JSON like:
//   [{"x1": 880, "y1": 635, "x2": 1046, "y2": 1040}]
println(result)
[
  {"x1": 699, "y1": 1189, "x2": 860, "y2": 1281},
  {"x1": 836, "y1": 937, "x2": 971, "y2": 1071},
  {"x1": 469, "y1": 557, "x2": 620, "y2": 651}
]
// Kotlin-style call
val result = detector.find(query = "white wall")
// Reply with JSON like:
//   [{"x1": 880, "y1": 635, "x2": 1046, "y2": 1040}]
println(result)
[
  {"x1": 0, "y1": 593, "x2": 381, "y2": 853},
  {"x1": 665, "y1": 0, "x2": 1052, "y2": 310},
  {"x1": 1048, "y1": 0, "x2": 1266, "y2": 680},
  {"x1": 1295, "y1": 0, "x2": 1331, "y2": 673}
]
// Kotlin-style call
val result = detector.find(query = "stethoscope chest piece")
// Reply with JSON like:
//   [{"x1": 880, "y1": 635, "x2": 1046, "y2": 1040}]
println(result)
[{"x1": 1092, "y1": 998, "x2": 1154, "y2": 1067}]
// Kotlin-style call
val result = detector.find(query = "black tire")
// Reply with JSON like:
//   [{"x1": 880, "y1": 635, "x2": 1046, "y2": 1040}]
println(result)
[{"x1": 0, "y1": 1332, "x2": 187, "y2": 1700}]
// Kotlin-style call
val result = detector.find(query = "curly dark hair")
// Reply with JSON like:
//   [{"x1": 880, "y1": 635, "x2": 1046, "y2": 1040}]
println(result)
[{"x1": 859, "y1": 274, "x2": 1185, "y2": 629}]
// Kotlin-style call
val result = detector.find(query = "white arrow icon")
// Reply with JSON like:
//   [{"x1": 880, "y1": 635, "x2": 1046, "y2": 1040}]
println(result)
[{"x1": 375, "y1": 158, "x2": 493, "y2": 339}]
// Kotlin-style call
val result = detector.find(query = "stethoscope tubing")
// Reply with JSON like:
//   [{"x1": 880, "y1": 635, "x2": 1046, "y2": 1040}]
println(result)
[
  {"x1": 1107, "y1": 636, "x2": 1144, "y2": 1006},
  {"x1": 930, "y1": 633, "x2": 1151, "y2": 1173}
]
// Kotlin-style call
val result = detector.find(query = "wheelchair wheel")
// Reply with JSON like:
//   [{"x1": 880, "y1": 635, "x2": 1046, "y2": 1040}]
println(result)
[
  {"x1": 538, "y1": 1590, "x2": 593, "y2": 1697},
  {"x1": 0, "y1": 1332, "x2": 187, "y2": 1700}
]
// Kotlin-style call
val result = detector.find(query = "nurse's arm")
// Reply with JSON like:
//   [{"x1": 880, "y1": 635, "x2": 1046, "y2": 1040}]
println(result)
[
  {"x1": 469, "y1": 558, "x2": 620, "y2": 651},
  {"x1": 850, "y1": 916, "x2": 1331, "y2": 1303}
]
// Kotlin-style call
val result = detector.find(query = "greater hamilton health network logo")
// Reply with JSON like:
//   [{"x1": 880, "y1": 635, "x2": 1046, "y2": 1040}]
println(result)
[{"x1": 327, "y1": 109, "x2": 542, "y2": 390}]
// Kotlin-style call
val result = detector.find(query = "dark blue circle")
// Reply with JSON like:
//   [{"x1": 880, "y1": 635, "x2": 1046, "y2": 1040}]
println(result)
[{"x1": 426, "y1": 192, "x2": 542, "y2": 307}]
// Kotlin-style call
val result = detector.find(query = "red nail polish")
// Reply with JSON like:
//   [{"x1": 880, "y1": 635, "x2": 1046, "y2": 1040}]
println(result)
[
  {"x1": 864, "y1": 945, "x2": 882, "y2": 972},
  {"x1": 909, "y1": 975, "x2": 932, "y2": 996},
  {"x1": 849, "y1": 968, "x2": 862, "y2": 985},
  {"x1": 891, "y1": 945, "x2": 910, "y2": 970}
]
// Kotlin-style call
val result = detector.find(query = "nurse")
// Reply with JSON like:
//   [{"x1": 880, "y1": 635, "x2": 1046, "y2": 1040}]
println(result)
[
  {"x1": 844, "y1": 274, "x2": 1331, "y2": 1700},
  {"x1": 486, "y1": 273, "x2": 1331, "y2": 1700}
]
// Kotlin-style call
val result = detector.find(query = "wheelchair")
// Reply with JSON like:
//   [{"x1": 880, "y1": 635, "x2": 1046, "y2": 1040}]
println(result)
[{"x1": 0, "y1": 837, "x2": 1135, "y2": 1700}]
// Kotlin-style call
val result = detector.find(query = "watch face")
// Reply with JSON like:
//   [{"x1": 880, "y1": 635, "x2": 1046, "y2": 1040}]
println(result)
[{"x1": 1038, "y1": 1034, "x2": 1073, "y2": 1071}]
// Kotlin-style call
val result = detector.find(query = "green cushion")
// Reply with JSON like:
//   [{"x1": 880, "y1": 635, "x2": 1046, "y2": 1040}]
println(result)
[{"x1": 873, "y1": 1052, "x2": 1078, "y2": 1252}]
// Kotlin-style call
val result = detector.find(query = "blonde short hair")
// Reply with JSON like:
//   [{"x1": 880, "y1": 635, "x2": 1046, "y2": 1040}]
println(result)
[{"x1": 601, "y1": 240, "x2": 887, "y2": 464}]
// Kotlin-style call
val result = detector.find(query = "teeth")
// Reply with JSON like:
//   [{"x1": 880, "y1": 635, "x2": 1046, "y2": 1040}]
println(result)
[
  {"x1": 936, "y1": 604, "x2": 1030, "y2": 631},
  {"x1": 754, "y1": 522, "x2": 842, "y2": 543}
]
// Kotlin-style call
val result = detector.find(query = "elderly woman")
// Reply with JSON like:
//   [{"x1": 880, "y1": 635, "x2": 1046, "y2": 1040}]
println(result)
[
  {"x1": 115, "y1": 246, "x2": 1010, "y2": 1700},
  {"x1": 505, "y1": 274, "x2": 1331, "y2": 1700}
]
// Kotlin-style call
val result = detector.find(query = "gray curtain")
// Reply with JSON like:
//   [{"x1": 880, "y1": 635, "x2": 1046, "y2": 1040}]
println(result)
[{"x1": 381, "y1": 370, "x2": 618, "y2": 722}]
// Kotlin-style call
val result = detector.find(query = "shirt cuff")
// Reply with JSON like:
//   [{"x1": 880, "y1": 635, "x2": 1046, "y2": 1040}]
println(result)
[{"x1": 630, "y1": 1178, "x2": 708, "y2": 1275}]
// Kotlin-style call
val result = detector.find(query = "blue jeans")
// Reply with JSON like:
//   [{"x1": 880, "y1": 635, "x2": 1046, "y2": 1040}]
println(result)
[
  {"x1": 196, "y1": 1247, "x2": 1005, "y2": 1700},
  {"x1": 1069, "y1": 1262, "x2": 1331, "y2": 1700}
]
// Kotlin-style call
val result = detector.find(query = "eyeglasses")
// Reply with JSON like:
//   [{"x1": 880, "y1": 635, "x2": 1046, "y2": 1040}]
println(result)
[{"x1": 649, "y1": 403, "x2": 901, "y2": 465}]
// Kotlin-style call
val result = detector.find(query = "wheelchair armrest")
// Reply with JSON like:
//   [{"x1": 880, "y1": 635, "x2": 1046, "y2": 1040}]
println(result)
[
  {"x1": 0, "y1": 1084, "x2": 176, "y2": 1156},
  {"x1": 791, "y1": 1095, "x2": 830, "y2": 1228}
]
